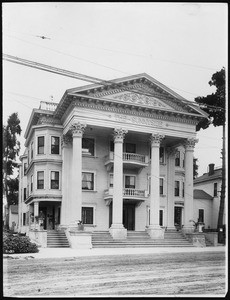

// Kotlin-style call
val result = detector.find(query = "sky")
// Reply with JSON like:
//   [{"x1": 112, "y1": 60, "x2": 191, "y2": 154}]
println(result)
[{"x1": 2, "y1": 2, "x2": 228, "y2": 176}]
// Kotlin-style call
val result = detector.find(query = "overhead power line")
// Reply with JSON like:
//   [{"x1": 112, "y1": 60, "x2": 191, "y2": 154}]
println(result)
[{"x1": 3, "y1": 53, "x2": 224, "y2": 112}]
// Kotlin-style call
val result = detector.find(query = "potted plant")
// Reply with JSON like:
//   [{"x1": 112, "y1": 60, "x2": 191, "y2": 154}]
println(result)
[{"x1": 77, "y1": 220, "x2": 84, "y2": 231}]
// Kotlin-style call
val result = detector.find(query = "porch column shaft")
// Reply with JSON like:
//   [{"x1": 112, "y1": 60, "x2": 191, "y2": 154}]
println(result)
[
  {"x1": 113, "y1": 134, "x2": 124, "y2": 225},
  {"x1": 109, "y1": 128, "x2": 127, "y2": 239},
  {"x1": 149, "y1": 135, "x2": 163, "y2": 226},
  {"x1": 183, "y1": 138, "x2": 198, "y2": 233},
  {"x1": 70, "y1": 122, "x2": 86, "y2": 224},
  {"x1": 166, "y1": 148, "x2": 177, "y2": 229},
  {"x1": 147, "y1": 134, "x2": 165, "y2": 239},
  {"x1": 61, "y1": 135, "x2": 72, "y2": 226},
  {"x1": 34, "y1": 201, "x2": 39, "y2": 217}
]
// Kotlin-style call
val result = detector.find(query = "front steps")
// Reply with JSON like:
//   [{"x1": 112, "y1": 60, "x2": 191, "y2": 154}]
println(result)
[
  {"x1": 47, "y1": 230, "x2": 70, "y2": 248},
  {"x1": 92, "y1": 230, "x2": 194, "y2": 248}
]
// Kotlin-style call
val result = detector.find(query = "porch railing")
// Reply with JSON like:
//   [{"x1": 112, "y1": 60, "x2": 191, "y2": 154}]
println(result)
[
  {"x1": 105, "y1": 152, "x2": 148, "y2": 164},
  {"x1": 104, "y1": 188, "x2": 148, "y2": 198}
]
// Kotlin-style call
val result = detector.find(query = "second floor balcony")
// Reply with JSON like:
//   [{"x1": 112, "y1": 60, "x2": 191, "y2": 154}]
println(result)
[
  {"x1": 105, "y1": 151, "x2": 149, "y2": 171},
  {"x1": 104, "y1": 187, "x2": 148, "y2": 206}
]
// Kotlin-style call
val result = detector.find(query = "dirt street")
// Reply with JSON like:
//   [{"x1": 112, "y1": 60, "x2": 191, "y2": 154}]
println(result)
[{"x1": 3, "y1": 251, "x2": 226, "y2": 297}]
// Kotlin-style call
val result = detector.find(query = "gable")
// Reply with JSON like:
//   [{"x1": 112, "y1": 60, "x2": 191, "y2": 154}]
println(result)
[{"x1": 54, "y1": 73, "x2": 208, "y2": 120}]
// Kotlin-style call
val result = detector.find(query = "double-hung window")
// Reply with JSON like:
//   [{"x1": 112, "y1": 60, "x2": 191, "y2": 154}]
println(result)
[
  {"x1": 37, "y1": 171, "x2": 44, "y2": 189},
  {"x1": 82, "y1": 172, "x2": 94, "y2": 190},
  {"x1": 160, "y1": 178, "x2": 164, "y2": 195},
  {"x1": 175, "y1": 151, "x2": 180, "y2": 167},
  {"x1": 51, "y1": 136, "x2": 60, "y2": 154},
  {"x1": 38, "y1": 136, "x2": 45, "y2": 154},
  {"x1": 175, "y1": 181, "x2": 180, "y2": 196},
  {"x1": 125, "y1": 143, "x2": 136, "y2": 153},
  {"x1": 82, "y1": 138, "x2": 95, "y2": 156},
  {"x1": 82, "y1": 207, "x2": 94, "y2": 224},
  {"x1": 51, "y1": 171, "x2": 59, "y2": 189},
  {"x1": 31, "y1": 175, "x2": 33, "y2": 193},
  {"x1": 198, "y1": 209, "x2": 204, "y2": 223},
  {"x1": 125, "y1": 175, "x2": 135, "y2": 189},
  {"x1": 214, "y1": 183, "x2": 218, "y2": 197},
  {"x1": 31, "y1": 142, "x2": 34, "y2": 160}
]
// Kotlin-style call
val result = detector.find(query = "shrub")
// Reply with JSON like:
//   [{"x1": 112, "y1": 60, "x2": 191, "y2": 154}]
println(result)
[{"x1": 3, "y1": 232, "x2": 39, "y2": 254}]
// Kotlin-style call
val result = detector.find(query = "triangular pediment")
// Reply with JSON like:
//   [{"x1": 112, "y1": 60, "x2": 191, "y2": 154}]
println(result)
[{"x1": 55, "y1": 73, "x2": 208, "y2": 119}]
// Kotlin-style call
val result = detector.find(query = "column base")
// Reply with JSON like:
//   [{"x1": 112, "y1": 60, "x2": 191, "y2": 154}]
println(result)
[
  {"x1": 147, "y1": 225, "x2": 164, "y2": 239},
  {"x1": 109, "y1": 224, "x2": 127, "y2": 239}
]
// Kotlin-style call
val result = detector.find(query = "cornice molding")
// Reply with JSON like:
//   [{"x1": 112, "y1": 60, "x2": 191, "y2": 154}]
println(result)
[{"x1": 71, "y1": 99, "x2": 200, "y2": 125}]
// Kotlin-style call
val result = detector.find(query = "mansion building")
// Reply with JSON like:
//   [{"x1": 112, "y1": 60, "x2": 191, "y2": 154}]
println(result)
[{"x1": 18, "y1": 73, "x2": 208, "y2": 240}]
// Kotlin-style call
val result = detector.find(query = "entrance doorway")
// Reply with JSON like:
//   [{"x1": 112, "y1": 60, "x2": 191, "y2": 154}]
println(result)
[
  {"x1": 123, "y1": 204, "x2": 135, "y2": 230},
  {"x1": 174, "y1": 207, "x2": 182, "y2": 229}
]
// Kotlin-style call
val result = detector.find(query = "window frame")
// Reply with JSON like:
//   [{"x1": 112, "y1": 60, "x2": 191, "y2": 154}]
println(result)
[
  {"x1": 24, "y1": 162, "x2": 27, "y2": 176},
  {"x1": 31, "y1": 141, "x2": 34, "y2": 160},
  {"x1": 82, "y1": 171, "x2": 96, "y2": 191},
  {"x1": 23, "y1": 188, "x2": 27, "y2": 201},
  {"x1": 50, "y1": 171, "x2": 60, "y2": 190},
  {"x1": 37, "y1": 136, "x2": 45, "y2": 155},
  {"x1": 160, "y1": 177, "x2": 164, "y2": 195},
  {"x1": 175, "y1": 151, "x2": 180, "y2": 167},
  {"x1": 159, "y1": 147, "x2": 165, "y2": 164},
  {"x1": 82, "y1": 206, "x2": 95, "y2": 225},
  {"x1": 198, "y1": 209, "x2": 204, "y2": 223},
  {"x1": 82, "y1": 137, "x2": 95, "y2": 156},
  {"x1": 124, "y1": 143, "x2": 136, "y2": 154},
  {"x1": 37, "y1": 171, "x2": 45, "y2": 189},
  {"x1": 214, "y1": 182, "x2": 218, "y2": 197},
  {"x1": 51, "y1": 136, "x2": 60, "y2": 155},
  {"x1": 124, "y1": 174, "x2": 136, "y2": 189},
  {"x1": 174, "y1": 180, "x2": 180, "y2": 197},
  {"x1": 31, "y1": 174, "x2": 33, "y2": 193}
]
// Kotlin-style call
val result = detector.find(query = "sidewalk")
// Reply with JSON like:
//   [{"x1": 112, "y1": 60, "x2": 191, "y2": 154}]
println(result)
[{"x1": 3, "y1": 245, "x2": 226, "y2": 260}]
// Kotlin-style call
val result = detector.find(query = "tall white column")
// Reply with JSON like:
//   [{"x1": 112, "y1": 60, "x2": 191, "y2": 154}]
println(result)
[
  {"x1": 166, "y1": 147, "x2": 177, "y2": 229},
  {"x1": 60, "y1": 134, "x2": 72, "y2": 227},
  {"x1": 182, "y1": 138, "x2": 198, "y2": 233},
  {"x1": 147, "y1": 133, "x2": 165, "y2": 239},
  {"x1": 109, "y1": 128, "x2": 128, "y2": 239},
  {"x1": 69, "y1": 122, "x2": 86, "y2": 225}
]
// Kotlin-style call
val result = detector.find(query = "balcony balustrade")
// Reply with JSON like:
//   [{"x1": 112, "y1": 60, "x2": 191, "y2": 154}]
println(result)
[
  {"x1": 104, "y1": 188, "x2": 148, "y2": 203},
  {"x1": 105, "y1": 152, "x2": 149, "y2": 170}
]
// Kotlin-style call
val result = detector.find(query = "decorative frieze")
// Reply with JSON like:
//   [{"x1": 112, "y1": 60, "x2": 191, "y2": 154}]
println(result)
[
  {"x1": 113, "y1": 128, "x2": 128, "y2": 143},
  {"x1": 70, "y1": 122, "x2": 86, "y2": 137},
  {"x1": 113, "y1": 92, "x2": 171, "y2": 109},
  {"x1": 150, "y1": 134, "x2": 165, "y2": 147},
  {"x1": 184, "y1": 138, "x2": 199, "y2": 150}
]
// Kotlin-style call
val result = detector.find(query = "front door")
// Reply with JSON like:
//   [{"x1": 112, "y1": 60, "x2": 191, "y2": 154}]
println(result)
[
  {"x1": 174, "y1": 207, "x2": 182, "y2": 229},
  {"x1": 123, "y1": 204, "x2": 135, "y2": 230}
]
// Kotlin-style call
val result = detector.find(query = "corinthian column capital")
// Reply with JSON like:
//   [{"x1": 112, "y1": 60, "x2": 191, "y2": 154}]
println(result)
[
  {"x1": 113, "y1": 128, "x2": 128, "y2": 143},
  {"x1": 70, "y1": 122, "x2": 86, "y2": 137},
  {"x1": 150, "y1": 133, "x2": 165, "y2": 147},
  {"x1": 184, "y1": 138, "x2": 199, "y2": 151}
]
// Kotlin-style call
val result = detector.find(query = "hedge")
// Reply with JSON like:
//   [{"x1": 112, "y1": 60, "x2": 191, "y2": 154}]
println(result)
[{"x1": 3, "y1": 232, "x2": 39, "y2": 254}]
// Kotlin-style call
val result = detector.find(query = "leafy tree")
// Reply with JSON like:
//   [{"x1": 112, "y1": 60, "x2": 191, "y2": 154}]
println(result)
[
  {"x1": 194, "y1": 68, "x2": 226, "y2": 239},
  {"x1": 193, "y1": 158, "x2": 199, "y2": 179},
  {"x1": 3, "y1": 113, "x2": 22, "y2": 210}
]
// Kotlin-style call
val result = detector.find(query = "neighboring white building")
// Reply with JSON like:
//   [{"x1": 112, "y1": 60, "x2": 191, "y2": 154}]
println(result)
[
  {"x1": 193, "y1": 163, "x2": 224, "y2": 229},
  {"x1": 194, "y1": 164, "x2": 226, "y2": 229},
  {"x1": 17, "y1": 73, "x2": 208, "y2": 242}
]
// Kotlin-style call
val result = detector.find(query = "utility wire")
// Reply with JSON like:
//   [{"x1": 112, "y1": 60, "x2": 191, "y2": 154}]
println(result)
[{"x1": 3, "y1": 53, "x2": 225, "y2": 114}]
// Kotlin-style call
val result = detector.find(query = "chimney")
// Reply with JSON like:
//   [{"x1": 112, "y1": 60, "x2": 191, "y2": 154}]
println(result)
[{"x1": 208, "y1": 163, "x2": 215, "y2": 176}]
